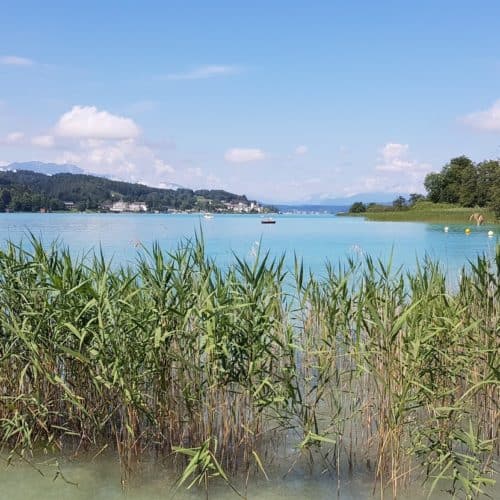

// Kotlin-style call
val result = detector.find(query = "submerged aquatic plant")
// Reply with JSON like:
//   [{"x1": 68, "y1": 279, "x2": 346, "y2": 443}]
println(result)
[{"x1": 0, "y1": 236, "x2": 497, "y2": 498}]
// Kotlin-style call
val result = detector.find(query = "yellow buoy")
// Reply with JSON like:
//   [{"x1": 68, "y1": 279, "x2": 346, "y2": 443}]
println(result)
[{"x1": 465, "y1": 228, "x2": 471, "y2": 235}]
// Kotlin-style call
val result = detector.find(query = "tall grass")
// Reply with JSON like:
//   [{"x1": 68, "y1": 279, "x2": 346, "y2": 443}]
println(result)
[{"x1": 0, "y1": 236, "x2": 498, "y2": 498}]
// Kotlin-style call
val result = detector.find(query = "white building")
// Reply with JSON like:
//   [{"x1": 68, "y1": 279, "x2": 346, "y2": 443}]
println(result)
[{"x1": 110, "y1": 201, "x2": 147, "y2": 212}]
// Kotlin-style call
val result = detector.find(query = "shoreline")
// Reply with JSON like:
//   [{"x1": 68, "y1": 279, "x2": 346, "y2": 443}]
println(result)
[{"x1": 338, "y1": 203, "x2": 499, "y2": 225}]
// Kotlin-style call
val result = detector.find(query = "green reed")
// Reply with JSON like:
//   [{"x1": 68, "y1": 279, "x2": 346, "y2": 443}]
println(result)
[{"x1": 0, "y1": 236, "x2": 498, "y2": 498}]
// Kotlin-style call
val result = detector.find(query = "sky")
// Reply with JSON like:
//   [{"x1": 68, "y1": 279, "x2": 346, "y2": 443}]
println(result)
[{"x1": 1, "y1": 0, "x2": 500, "y2": 203}]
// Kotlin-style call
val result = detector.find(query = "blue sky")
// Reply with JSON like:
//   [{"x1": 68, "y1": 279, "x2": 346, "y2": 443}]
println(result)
[{"x1": 1, "y1": 0, "x2": 499, "y2": 202}]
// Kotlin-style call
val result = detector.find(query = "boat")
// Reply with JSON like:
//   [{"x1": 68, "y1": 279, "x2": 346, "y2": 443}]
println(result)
[
  {"x1": 203, "y1": 213, "x2": 214, "y2": 219},
  {"x1": 261, "y1": 217, "x2": 276, "y2": 224}
]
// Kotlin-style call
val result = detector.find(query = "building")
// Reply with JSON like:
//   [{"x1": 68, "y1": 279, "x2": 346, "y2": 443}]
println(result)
[
  {"x1": 109, "y1": 201, "x2": 148, "y2": 213},
  {"x1": 222, "y1": 201, "x2": 264, "y2": 213}
]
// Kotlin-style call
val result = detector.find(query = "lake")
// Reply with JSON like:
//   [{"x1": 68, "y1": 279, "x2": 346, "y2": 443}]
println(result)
[{"x1": 0, "y1": 212, "x2": 497, "y2": 277}]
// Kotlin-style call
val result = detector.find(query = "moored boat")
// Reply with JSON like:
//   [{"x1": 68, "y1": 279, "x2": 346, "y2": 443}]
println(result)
[{"x1": 261, "y1": 217, "x2": 276, "y2": 224}]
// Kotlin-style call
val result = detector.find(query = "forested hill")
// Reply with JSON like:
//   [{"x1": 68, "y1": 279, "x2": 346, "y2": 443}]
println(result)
[{"x1": 0, "y1": 169, "x2": 256, "y2": 212}]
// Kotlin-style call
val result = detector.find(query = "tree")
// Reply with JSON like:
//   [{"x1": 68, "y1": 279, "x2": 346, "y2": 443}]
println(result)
[
  {"x1": 424, "y1": 172, "x2": 444, "y2": 203},
  {"x1": 392, "y1": 196, "x2": 407, "y2": 209},
  {"x1": 439, "y1": 156, "x2": 476, "y2": 205},
  {"x1": 408, "y1": 193, "x2": 425, "y2": 206},
  {"x1": 349, "y1": 202, "x2": 366, "y2": 213},
  {"x1": 477, "y1": 160, "x2": 500, "y2": 207}
]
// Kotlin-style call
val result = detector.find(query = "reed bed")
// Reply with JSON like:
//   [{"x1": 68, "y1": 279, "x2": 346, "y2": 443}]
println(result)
[{"x1": 0, "y1": 236, "x2": 498, "y2": 498}]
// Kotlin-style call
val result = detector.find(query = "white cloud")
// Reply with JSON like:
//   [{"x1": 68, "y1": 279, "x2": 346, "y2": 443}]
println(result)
[
  {"x1": 0, "y1": 55, "x2": 33, "y2": 66},
  {"x1": 56, "y1": 138, "x2": 174, "y2": 185},
  {"x1": 341, "y1": 143, "x2": 431, "y2": 197},
  {"x1": 295, "y1": 145, "x2": 308, "y2": 155},
  {"x1": 376, "y1": 143, "x2": 428, "y2": 173},
  {"x1": 4, "y1": 132, "x2": 24, "y2": 144},
  {"x1": 224, "y1": 148, "x2": 266, "y2": 163},
  {"x1": 54, "y1": 105, "x2": 140, "y2": 140},
  {"x1": 165, "y1": 65, "x2": 240, "y2": 80},
  {"x1": 461, "y1": 99, "x2": 500, "y2": 131},
  {"x1": 32, "y1": 135, "x2": 55, "y2": 148}
]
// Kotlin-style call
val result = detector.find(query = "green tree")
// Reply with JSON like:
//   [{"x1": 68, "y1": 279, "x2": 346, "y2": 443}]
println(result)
[
  {"x1": 408, "y1": 193, "x2": 425, "y2": 206},
  {"x1": 392, "y1": 196, "x2": 407, "y2": 209},
  {"x1": 440, "y1": 156, "x2": 476, "y2": 204},
  {"x1": 477, "y1": 160, "x2": 500, "y2": 207},
  {"x1": 424, "y1": 172, "x2": 444, "y2": 202},
  {"x1": 349, "y1": 202, "x2": 366, "y2": 213}
]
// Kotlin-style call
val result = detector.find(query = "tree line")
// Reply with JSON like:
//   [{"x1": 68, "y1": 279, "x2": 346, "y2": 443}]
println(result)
[
  {"x1": 349, "y1": 156, "x2": 500, "y2": 216},
  {"x1": 0, "y1": 170, "x2": 255, "y2": 212},
  {"x1": 423, "y1": 156, "x2": 499, "y2": 214}
]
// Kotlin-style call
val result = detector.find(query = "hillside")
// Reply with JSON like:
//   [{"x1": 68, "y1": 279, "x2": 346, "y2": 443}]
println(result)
[{"x1": 0, "y1": 169, "x2": 259, "y2": 213}]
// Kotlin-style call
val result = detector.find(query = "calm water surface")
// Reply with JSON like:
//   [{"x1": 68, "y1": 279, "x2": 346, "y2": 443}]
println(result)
[
  {"x1": 1, "y1": 457, "x2": 497, "y2": 500},
  {"x1": 0, "y1": 213, "x2": 497, "y2": 276}
]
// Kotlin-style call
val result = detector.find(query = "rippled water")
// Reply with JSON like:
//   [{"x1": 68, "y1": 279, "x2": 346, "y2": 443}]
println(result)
[{"x1": 0, "y1": 213, "x2": 497, "y2": 275}]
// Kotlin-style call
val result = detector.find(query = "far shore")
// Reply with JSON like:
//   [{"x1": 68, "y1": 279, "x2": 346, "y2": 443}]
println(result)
[{"x1": 338, "y1": 202, "x2": 499, "y2": 225}]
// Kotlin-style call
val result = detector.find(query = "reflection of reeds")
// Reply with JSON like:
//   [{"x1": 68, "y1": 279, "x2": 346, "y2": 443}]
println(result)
[{"x1": 0, "y1": 236, "x2": 498, "y2": 498}]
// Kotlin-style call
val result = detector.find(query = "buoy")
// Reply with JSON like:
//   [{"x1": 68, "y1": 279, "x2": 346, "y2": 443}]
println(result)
[
  {"x1": 488, "y1": 230, "x2": 494, "y2": 237},
  {"x1": 465, "y1": 228, "x2": 471, "y2": 235},
  {"x1": 444, "y1": 226, "x2": 449, "y2": 233}
]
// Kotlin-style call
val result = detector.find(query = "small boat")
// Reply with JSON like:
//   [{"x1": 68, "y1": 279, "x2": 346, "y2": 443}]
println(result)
[
  {"x1": 261, "y1": 217, "x2": 276, "y2": 224},
  {"x1": 203, "y1": 213, "x2": 214, "y2": 219}
]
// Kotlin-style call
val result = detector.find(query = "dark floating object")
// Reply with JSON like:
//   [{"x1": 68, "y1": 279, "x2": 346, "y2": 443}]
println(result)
[{"x1": 261, "y1": 218, "x2": 276, "y2": 224}]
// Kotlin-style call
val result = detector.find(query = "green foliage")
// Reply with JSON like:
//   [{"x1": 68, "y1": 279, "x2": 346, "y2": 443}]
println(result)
[
  {"x1": 424, "y1": 156, "x2": 500, "y2": 213},
  {"x1": 0, "y1": 170, "x2": 254, "y2": 212},
  {"x1": 348, "y1": 201, "x2": 367, "y2": 213},
  {"x1": 392, "y1": 195, "x2": 407, "y2": 209},
  {"x1": 409, "y1": 192, "x2": 425, "y2": 206}
]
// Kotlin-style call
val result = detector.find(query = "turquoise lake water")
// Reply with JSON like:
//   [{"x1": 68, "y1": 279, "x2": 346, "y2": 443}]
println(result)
[{"x1": 0, "y1": 213, "x2": 497, "y2": 277}]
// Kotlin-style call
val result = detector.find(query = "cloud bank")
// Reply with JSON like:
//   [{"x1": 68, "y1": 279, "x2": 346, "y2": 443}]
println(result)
[
  {"x1": 55, "y1": 105, "x2": 140, "y2": 140},
  {"x1": 461, "y1": 100, "x2": 500, "y2": 132}
]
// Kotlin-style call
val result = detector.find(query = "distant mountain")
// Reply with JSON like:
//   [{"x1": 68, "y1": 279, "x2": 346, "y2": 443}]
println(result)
[
  {"x1": 297, "y1": 192, "x2": 412, "y2": 205},
  {"x1": 3, "y1": 161, "x2": 84, "y2": 175},
  {"x1": 276, "y1": 204, "x2": 349, "y2": 214}
]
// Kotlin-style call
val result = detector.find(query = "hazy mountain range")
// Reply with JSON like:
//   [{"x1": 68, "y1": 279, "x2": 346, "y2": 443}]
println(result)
[
  {"x1": 301, "y1": 192, "x2": 411, "y2": 205},
  {"x1": 264, "y1": 192, "x2": 412, "y2": 206},
  {"x1": 2, "y1": 161, "x2": 85, "y2": 175}
]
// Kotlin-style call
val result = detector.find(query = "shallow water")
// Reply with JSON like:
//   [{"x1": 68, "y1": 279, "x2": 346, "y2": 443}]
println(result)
[
  {"x1": 1, "y1": 457, "x2": 497, "y2": 499},
  {"x1": 0, "y1": 213, "x2": 497, "y2": 276}
]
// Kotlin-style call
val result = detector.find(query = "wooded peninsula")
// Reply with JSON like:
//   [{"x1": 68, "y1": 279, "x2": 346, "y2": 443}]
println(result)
[{"x1": 0, "y1": 169, "x2": 271, "y2": 213}]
